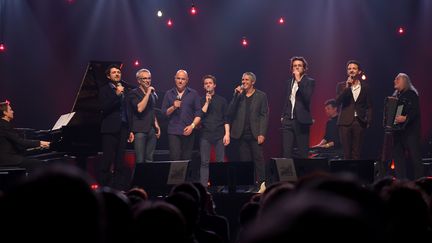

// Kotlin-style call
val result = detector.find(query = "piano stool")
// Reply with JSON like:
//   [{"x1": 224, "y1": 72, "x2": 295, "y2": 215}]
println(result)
[{"x1": 0, "y1": 167, "x2": 27, "y2": 191}]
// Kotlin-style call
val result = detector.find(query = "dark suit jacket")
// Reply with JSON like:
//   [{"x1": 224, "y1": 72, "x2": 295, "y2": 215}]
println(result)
[
  {"x1": 228, "y1": 89, "x2": 269, "y2": 139},
  {"x1": 98, "y1": 81, "x2": 131, "y2": 133},
  {"x1": 336, "y1": 81, "x2": 372, "y2": 126},
  {"x1": 0, "y1": 119, "x2": 40, "y2": 166},
  {"x1": 281, "y1": 75, "x2": 315, "y2": 125}
]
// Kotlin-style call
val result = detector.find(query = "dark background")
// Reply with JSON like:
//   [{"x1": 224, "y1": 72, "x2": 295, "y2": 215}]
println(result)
[{"x1": 1, "y1": 0, "x2": 431, "y2": 160}]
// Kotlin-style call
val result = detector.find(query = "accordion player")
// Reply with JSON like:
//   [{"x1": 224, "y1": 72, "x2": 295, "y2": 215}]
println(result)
[{"x1": 383, "y1": 96, "x2": 410, "y2": 131}]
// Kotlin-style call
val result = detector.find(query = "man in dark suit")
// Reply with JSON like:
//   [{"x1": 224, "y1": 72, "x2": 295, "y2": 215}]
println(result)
[
  {"x1": 0, "y1": 101, "x2": 50, "y2": 171},
  {"x1": 336, "y1": 60, "x2": 372, "y2": 160},
  {"x1": 228, "y1": 72, "x2": 269, "y2": 186},
  {"x1": 281, "y1": 56, "x2": 315, "y2": 158},
  {"x1": 392, "y1": 73, "x2": 424, "y2": 179},
  {"x1": 98, "y1": 64, "x2": 134, "y2": 190}
]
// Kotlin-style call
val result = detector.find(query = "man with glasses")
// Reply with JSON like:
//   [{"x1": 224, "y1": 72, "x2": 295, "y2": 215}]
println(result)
[
  {"x1": 281, "y1": 56, "x2": 315, "y2": 159},
  {"x1": 128, "y1": 69, "x2": 161, "y2": 165}
]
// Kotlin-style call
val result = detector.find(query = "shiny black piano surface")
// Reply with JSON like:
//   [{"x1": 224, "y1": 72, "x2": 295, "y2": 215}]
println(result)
[{"x1": 50, "y1": 61, "x2": 122, "y2": 156}]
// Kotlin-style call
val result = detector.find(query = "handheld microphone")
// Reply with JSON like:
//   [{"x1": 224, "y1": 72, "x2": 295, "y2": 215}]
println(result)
[
  {"x1": 116, "y1": 82, "x2": 124, "y2": 93},
  {"x1": 152, "y1": 90, "x2": 158, "y2": 100},
  {"x1": 234, "y1": 84, "x2": 244, "y2": 95},
  {"x1": 176, "y1": 94, "x2": 182, "y2": 101}
]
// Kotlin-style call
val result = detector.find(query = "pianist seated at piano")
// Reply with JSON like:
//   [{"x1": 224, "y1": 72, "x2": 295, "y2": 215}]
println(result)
[
  {"x1": 0, "y1": 101, "x2": 50, "y2": 172},
  {"x1": 310, "y1": 99, "x2": 342, "y2": 159}
]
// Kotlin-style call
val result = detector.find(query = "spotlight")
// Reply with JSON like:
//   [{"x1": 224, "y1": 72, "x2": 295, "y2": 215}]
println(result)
[
  {"x1": 167, "y1": 19, "x2": 173, "y2": 27},
  {"x1": 90, "y1": 184, "x2": 99, "y2": 190},
  {"x1": 361, "y1": 74, "x2": 367, "y2": 80},
  {"x1": 190, "y1": 4, "x2": 197, "y2": 15},
  {"x1": 134, "y1": 60, "x2": 140, "y2": 66},
  {"x1": 157, "y1": 10, "x2": 163, "y2": 18},
  {"x1": 278, "y1": 17, "x2": 285, "y2": 24},
  {"x1": 241, "y1": 37, "x2": 248, "y2": 47},
  {"x1": 398, "y1": 27, "x2": 405, "y2": 35},
  {"x1": 0, "y1": 43, "x2": 5, "y2": 52}
]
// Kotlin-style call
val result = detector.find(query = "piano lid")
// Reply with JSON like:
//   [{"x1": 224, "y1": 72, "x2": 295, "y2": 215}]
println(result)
[{"x1": 68, "y1": 61, "x2": 122, "y2": 126}]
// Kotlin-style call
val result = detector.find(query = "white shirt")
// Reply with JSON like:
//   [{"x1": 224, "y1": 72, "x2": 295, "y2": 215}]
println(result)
[
  {"x1": 290, "y1": 79, "x2": 299, "y2": 119},
  {"x1": 351, "y1": 83, "x2": 361, "y2": 116}
]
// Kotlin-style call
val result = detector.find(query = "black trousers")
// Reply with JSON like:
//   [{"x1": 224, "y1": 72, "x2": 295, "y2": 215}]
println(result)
[
  {"x1": 99, "y1": 126, "x2": 131, "y2": 191},
  {"x1": 339, "y1": 118, "x2": 365, "y2": 160},
  {"x1": 238, "y1": 135, "x2": 265, "y2": 184},
  {"x1": 282, "y1": 119, "x2": 310, "y2": 159},
  {"x1": 168, "y1": 133, "x2": 195, "y2": 161},
  {"x1": 393, "y1": 130, "x2": 424, "y2": 180}
]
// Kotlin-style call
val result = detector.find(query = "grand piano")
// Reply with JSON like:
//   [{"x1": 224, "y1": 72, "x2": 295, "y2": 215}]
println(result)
[
  {"x1": 47, "y1": 61, "x2": 122, "y2": 168},
  {"x1": 24, "y1": 60, "x2": 172, "y2": 170}
]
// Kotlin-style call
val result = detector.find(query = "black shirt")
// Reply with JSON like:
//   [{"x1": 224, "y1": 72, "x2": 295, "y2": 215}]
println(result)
[
  {"x1": 324, "y1": 116, "x2": 340, "y2": 149},
  {"x1": 0, "y1": 119, "x2": 40, "y2": 165},
  {"x1": 128, "y1": 88, "x2": 156, "y2": 133},
  {"x1": 200, "y1": 94, "x2": 229, "y2": 141},
  {"x1": 242, "y1": 94, "x2": 254, "y2": 138}
]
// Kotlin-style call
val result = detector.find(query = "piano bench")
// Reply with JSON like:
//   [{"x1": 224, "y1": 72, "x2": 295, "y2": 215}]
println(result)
[{"x1": 0, "y1": 167, "x2": 27, "y2": 191}]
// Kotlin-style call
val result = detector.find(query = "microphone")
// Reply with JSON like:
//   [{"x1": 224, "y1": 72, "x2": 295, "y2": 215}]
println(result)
[
  {"x1": 151, "y1": 89, "x2": 158, "y2": 100},
  {"x1": 176, "y1": 94, "x2": 182, "y2": 101},
  {"x1": 116, "y1": 82, "x2": 124, "y2": 94},
  {"x1": 234, "y1": 84, "x2": 244, "y2": 95}
]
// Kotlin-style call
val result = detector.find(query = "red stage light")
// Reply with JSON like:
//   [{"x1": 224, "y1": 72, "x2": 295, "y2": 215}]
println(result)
[
  {"x1": 167, "y1": 19, "x2": 173, "y2": 27},
  {"x1": 279, "y1": 17, "x2": 285, "y2": 24},
  {"x1": 190, "y1": 4, "x2": 197, "y2": 15},
  {"x1": 134, "y1": 60, "x2": 140, "y2": 66},
  {"x1": 0, "y1": 43, "x2": 5, "y2": 52},
  {"x1": 398, "y1": 27, "x2": 405, "y2": 35},
  {"x1": 242, "y1": 37, "x2": 248, "y2": 47},
  {"x1": 90, "y1": 184, "x2": 99, "y2": 190}
]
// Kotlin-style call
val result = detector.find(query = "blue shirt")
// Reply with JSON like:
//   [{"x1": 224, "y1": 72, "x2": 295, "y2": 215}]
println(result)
[{"x1": 162, "y1": 87, "x2": 202, "y2": 135}]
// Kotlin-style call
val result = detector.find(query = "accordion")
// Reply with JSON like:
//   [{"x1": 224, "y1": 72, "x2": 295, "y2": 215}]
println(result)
[{"x1": 383, "y1": 96, "x2": 406, "y2": 131}]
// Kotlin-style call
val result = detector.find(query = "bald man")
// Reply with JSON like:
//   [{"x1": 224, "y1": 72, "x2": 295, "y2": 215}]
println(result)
[{"x1": 162, "y1": 70, "x2": 202, "y2": 160}]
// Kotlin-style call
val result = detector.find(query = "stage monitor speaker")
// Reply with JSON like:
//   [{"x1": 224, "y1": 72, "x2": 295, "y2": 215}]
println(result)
[
  {"x1": 422, "y1": 158, "x2": 432, "y2": 176},
  {"x1": 209, "y1": 161, "x2": 255, "y2": 188},
  {"x1": 329, "y1": 159, "x2": 375, "y2": 184},
  {"x1": 0, "y1": 167, "x2": 27, "y2": 192},
  {"x1": 131, "y1": 160, "x2": 190, "y2": 197},
  {"x1": 267, "y1": 158, "x2": 329, "y2": 184}
]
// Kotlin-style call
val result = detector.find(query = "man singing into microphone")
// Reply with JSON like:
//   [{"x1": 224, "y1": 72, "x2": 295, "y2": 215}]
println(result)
[
  {"x1": 228, "y1": 72, "x2": 269, "y2": 189},
  {"x1": 336, "y1": 60, "x2": 372, "y2": 160},
  {"x1": 128, "y1": 69, "x2": 161, "y2": 165},
  {"x1": 281, "y1": 56, "x2": 315, "y2": 159},
  {"x1": 98, "y1": 64, "x2": 134, "y2": 190},
  {"x1": 199, "y1": 75, "x2": 230, "y2": 186},
  {"x1": 162, "y1": 70, "x2": 201, "y2": 161}
]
